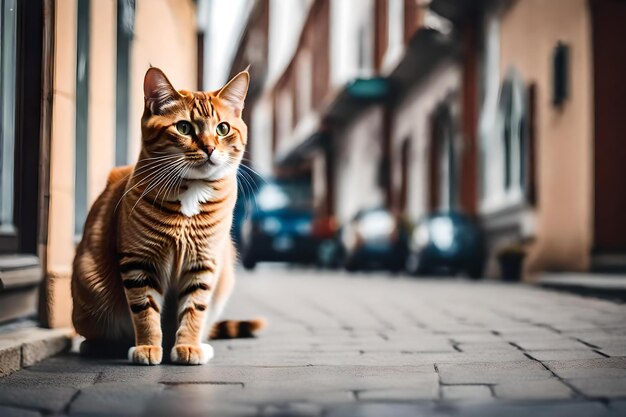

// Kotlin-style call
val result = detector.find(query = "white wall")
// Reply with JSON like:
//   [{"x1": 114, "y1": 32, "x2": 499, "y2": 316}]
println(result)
[
  {"x1": 334, "y1": 106, "x2": 385, "y2": 223},
  {"x1": 330, "y1": 0, "x2": 375, "y2": 87},
  {"x1": 250, "y1": 96, "x2": 274, "y2": 176},
  {"x1": 205, "y1": 0, "x2": 251, "y2": 90},
  {"x1": 390, "y1": 60, "x2": 461, "y2": 222},
  {"x1": 267, "y1": 0, "x2": 311, "y2": 85}
]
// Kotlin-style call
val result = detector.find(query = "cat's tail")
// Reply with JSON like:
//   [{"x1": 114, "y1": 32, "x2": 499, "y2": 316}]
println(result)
[{"x1": 209, "y1": 318, "x2": 267, "y2": 339}]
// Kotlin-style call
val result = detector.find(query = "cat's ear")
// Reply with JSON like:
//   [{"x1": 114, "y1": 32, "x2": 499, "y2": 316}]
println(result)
[
  {"x1": 143, "y1": 67, "x2": 179, "y2": 114},
  {"x1": 217, "y1": 70, "x2": 249, "y2": 117}
]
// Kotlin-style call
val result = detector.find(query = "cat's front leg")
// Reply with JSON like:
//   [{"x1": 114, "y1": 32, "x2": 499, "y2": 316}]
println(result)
[
  {"x1": 171, "y1": 263, "x2": 215, "y2": 365},
  {"x1": 121, "y1": 262, "x2": 164, "y2": 365}
]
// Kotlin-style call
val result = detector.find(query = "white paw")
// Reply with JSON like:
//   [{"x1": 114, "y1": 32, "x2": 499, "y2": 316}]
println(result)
[
  {"x1": 128, "y1": 346, "x2": 136, "y2": 362},
  {"x1": 200, "y1": 343, "x2": 214, "y2": 363},
  {"x1": 128, "y1": 345, "x2": 162, "y2": 365},
  {"x1": 170, "y1": 343, "x2": 214, "y2": 365}
]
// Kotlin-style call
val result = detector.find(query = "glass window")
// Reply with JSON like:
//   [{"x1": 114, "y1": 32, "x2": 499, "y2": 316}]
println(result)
[
  {"x1": 115, "y1": 0, "x2": 135, "y2": 166},
  {"x1": 497, "y1": 69, "x2": 527, "y2": 195},
  {"x1": 357, "y1": 6, "x2": 374, "y2": 76},
  {"x1": 74, "y1": 0, "x2": 90, "y2": 237},
  {"x1": 384, "y1": 0, "x2": 404, "y2": 66},
  {"x1": 432, "y1": 105, "x2": 457, "y2": 211},
  {"x1": 0, "y1": 0, "x2": 17, "y2": 237}
]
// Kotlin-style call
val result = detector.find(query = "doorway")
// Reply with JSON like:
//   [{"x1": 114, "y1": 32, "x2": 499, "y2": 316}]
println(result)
[
  {"x1": 428, "y1": 103, "x2": 457, "y2": 212},
  {"x1": 591, "y1": 0, "x2": 626, "y2": 263}
]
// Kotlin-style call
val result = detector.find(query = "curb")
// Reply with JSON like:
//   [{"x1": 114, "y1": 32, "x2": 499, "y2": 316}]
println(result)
[
  {"x1": 0, "y1": 326, "x2": 73, "y2": 378},
  {"x1": 537, "y1": 273, "x2": 626, "y2": 303}
]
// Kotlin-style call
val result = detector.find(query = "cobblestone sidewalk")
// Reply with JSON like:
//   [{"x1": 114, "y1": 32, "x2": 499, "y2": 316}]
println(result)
[{"x1": 0, "y1": 268, "x2": 625, "y2": 416}]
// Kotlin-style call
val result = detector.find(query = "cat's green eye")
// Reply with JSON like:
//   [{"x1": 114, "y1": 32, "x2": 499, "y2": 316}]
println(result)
[
  {"x1": 215, "y1": 122, "x2": 230, "y2": 137},
  {"x1": 176, "y1": 121, "x2": 193, "y2": 135}
]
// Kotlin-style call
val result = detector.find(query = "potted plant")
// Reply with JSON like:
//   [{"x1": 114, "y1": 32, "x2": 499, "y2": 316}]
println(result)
[{"x1": 497, "y1": 243, "x2": 527, "y2": 282}]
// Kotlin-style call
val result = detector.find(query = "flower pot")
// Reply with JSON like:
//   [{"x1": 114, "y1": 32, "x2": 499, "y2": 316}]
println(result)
[{"x1": 498, "y1": 254, "x2": 525, "y2": 282}]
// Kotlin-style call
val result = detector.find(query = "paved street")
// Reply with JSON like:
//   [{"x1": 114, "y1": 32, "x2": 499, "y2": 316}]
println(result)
[{"x1": 1, "y1": 267, "x2": 626, "y2": 416}]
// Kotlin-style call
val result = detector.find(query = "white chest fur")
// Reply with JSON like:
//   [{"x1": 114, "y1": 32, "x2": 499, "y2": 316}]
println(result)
[{"x1": 178, "y1": 180, "x2": 214, "y2": 217}]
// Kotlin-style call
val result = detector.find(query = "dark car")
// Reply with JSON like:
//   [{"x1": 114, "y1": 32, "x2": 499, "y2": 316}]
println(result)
[
  {"x1": 337, "y1": 207, "x2": 409, "y2": 272},
  {"x1": 231, "y1": 166, "x2": 264, "y2": 248},
  {"x1": 406, "y1": 211, "x2": 485, "y2": 279},
  {"x1": 239, "y1": 180, "x2": 319, "y2": 269}
]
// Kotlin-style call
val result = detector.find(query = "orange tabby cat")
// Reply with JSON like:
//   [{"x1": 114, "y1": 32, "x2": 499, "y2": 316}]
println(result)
[{"x1": 71, "y1": 67, "x2": 263, "y2": 365}]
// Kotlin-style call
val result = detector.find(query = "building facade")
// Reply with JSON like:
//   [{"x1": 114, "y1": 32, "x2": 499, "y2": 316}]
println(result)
[
  {"x1": 228, "y1": 0, "x2": 626, "y2": 280},
  {"x1": 0, "y1": 0, "x2": 200, "y2": 326}
]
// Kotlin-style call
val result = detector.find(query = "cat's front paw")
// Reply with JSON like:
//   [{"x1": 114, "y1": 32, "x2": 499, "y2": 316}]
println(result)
[
  {"x1": 128, "y1": 345, "x2": 162, "y2": 365},
  {"x1": 170, "y1": 343, "x2": 214, "y2": 365}
]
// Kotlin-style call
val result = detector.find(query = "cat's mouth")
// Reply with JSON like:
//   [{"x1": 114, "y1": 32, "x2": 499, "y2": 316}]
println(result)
[{"x1": 191, "y1": 158, "x2": 213, "y2": 169}]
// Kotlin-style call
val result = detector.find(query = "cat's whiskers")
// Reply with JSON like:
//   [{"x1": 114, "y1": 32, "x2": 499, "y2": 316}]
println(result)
[
  {"x1": 239, "y1": 162, "x2": 267, "y2": 185},
  {"x1": 152, "y1": 161, "x2": 182, "y2": 205},
  {"x1": 116, "y1": 153, "x2": 184, "y2": 183},
  {"x1": 154, "y1": 161, "x2": 189, "y2": 207},
  {"x1": 172, "y1": 164, "x2": 192, "y2": 206},
  {"x1": 117, "y1": 157, "x2": 184, "y2": 214},
  {"x1": 225, "y1": 159, "x2": 258, "y2": 219},
  {"x1": 114, "y1": 157, "x2": 185, "y2": 213},
  {"x1": 237, "y1": 170, "x2": 258, "y2": 218},
  {"x1": 130, "y1": 159, "x2": 188, "y2": 216}
]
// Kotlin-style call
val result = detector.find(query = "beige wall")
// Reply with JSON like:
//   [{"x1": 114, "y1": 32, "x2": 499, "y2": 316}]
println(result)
[
  {"x1": 88, "y1": 0, "x2": 117, "y2": 204},
  {"x1": 498, "y1": 0, "x2": 593, "y2": 275},
  {"x1": 128, "y1": 0, "x2": 197, "y2": 163},
  {"x1": 47, "y1": 0, "x2": 78, "y2": 327}
]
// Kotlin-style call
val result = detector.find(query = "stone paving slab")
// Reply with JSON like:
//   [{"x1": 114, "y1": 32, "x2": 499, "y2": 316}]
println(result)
[
  {"x1": 436, "y1": 360, "x2": 553, "y2": 384},
  {"x1": 492, "y1": 378, "x2": 574, "y2": 400},
  {"x1": 0, "y1": 385, "x2": 77, "y2": 414},
  {"x1": 69, "y1": 382, "x2": 164, "y2": 416},
  {"x1": 0, "y1": 406, "x2": 41, "y2": 417},
  {"x1": 324, "y1": 401, "x2": 616, "y2": 417},
  {"x1": 441, "y1": 385, "x2": 492, "y2": 400},
  {"x1": 0, "y1": 268, "x2": 624, "y2": 416}
]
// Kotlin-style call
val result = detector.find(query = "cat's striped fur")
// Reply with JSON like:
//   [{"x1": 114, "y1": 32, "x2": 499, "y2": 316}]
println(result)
[{"x1": 71, "y1": 68, "x2": 263, "y2": 365}]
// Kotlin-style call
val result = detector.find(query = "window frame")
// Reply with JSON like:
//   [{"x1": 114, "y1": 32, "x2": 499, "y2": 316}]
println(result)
[
  {"x1": 480, "y1": 68, "x2": 528, "y2": 214},
  {"x1": 115, "y1": 0, "x2": 135, "y2": 167},
  {"x1": 0, "y1": 0, "x2": 19, "y2": 252},
  {"x1": 74, "y1": 0, "x2": 90, "y2": 239},
  {"x1": 0, "y1": 0, "x2": 54, "y2": 324}
]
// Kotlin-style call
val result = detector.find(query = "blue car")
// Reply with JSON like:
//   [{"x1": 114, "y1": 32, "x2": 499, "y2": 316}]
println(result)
[
  {"x1": 339, "y1": 208, "x2": 410, "y2": 272},
  {"x1": 406, "y1": 212, "x2": 485, "y2": 279},
  {"x1": 239, "y1": 181, "x2": 318, "y2": 269}
]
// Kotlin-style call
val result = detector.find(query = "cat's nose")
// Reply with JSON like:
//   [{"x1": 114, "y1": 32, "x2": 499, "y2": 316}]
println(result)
[{"x1": 203, "y1": 146, "x2": 215, "y2": 159}]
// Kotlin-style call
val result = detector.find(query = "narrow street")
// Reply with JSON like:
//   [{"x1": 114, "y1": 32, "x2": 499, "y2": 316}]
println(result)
[{"x1": 0, "y1": 268, "x2": 625, "y2": 416}]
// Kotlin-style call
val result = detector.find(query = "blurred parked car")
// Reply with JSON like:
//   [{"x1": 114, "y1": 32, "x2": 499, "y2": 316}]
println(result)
[
  {"x1": 330, "y1": 207, "x2": 409, "y2": 272},
  {"x1": 232, "y1": 167, "x2": 263, "y2": 248},
  {"x1": 406, "y1": 212, "x2": 485, "y2": 279},
  {"x1": 239, "y1": 180, "x2": 320, "y2": 269}
]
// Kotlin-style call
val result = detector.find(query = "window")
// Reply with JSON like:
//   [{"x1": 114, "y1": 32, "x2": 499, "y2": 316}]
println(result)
[
  {"x1": 383, "y1": 0, "x2": 404, "y2": 69},
  {"x1": 430, "y1": 104, "x2": 458, "y2": 211},
  {"x1": 0, "y1": 0, "x2": 53, "y2": 322},
  {"x1": 479, "y1": 66, "x2": 528, "y2": 213},
  {"x1": 75, "y1": 0, "x2": 90, "y2": 237},
  {"x1": 498, "y1": 69, "x2": 527, "y2": 193},
  {"x1": 296, "y1": 49, "x2": 312, "y2": 121},
  {"x1": 356, "y1": 2, "x2": 375, "y2": 77},
  {"x1": 399, "y1": 138, "x2": 411, "y2": 212},
  {"x1": 0, "y1": 0, "x2": 17, "y2": 243},
  {"x1": 115, "y1": 0, "x2": 135, "y2": 166}
]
